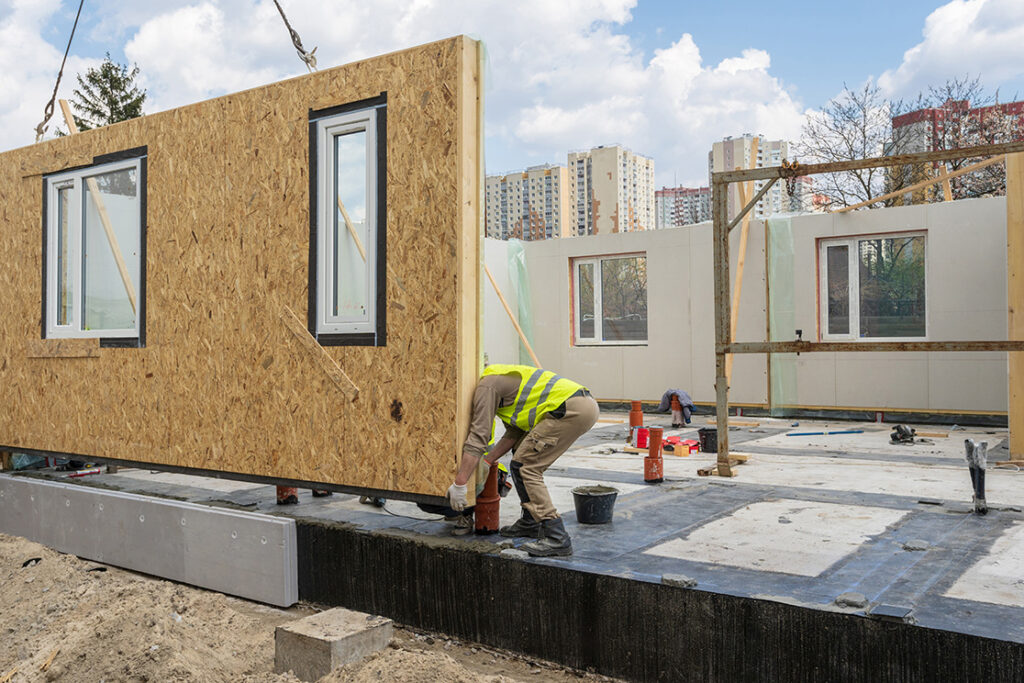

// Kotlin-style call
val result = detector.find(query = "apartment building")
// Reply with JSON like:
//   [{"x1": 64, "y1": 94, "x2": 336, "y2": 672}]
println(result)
[
  {"x1": 485, "y1": 164, "x2": 571, "y2": 241},
  {"x1": 709, "y1": 134, "x2": 796, "y2": 221},
  {"x1": 567, "y1": 145, "x2": 655, "y2": 235},
  {"x1": 655, "y1": 186, "x2": 711, "y2": 227}
]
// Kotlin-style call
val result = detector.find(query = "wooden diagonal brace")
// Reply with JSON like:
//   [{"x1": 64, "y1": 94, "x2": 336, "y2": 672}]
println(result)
[{"x1": 281, "y1": 305, "x2": 359, "y2": 402}]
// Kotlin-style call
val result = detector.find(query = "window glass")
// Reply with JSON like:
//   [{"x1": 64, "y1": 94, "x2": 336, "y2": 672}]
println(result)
[
  {"x1": 826, "y1": 245, "x2": 849, "y2": 335},
  {"x1": 82, "y1": 168, "x2": 139, "y2": 331},
  {"x1": 579, "y1": 262, "x2": 594, "y2": 338},
  {"x1": 858, "y1": 236, "x2": 926, "y2": 338},
  {"x1": 332, "y1": 130, "x2": 368, "y2": 319},
  {"x1": 600, "y1": 257, "x2": 647, "y2": 342},
  {"x1": 56, "y1": 185, "x2": 73, "y2": 327}
]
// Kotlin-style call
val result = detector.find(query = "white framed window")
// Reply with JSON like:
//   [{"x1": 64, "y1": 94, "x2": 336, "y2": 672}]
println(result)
[
  {"x1": 573, "y1": 254, "x2": 647, "y2": 345},
  {"x1": 819, "y1": 232, "x2": 927, "y2": 340},
  {"x1": 310, "y1": 95, "x2": 387, "y2": 345},
  {"x1": 43, "y1": 152, "x2": 145, "y2": 344}
]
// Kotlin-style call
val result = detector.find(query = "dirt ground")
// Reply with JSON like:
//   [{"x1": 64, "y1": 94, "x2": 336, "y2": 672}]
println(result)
[{"x1": 0, "y1": 534, "x2": 616, "y2": 682}]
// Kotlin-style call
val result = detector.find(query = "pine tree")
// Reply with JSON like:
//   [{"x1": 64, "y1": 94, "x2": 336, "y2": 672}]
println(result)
[{"x1": 67, "y1": 53, "x2": 146, "y2": 131}]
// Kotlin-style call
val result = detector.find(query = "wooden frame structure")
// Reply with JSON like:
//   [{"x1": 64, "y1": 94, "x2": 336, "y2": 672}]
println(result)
[{"x1": 711, "y1": 140, "x2": 1024, "y2": 476}]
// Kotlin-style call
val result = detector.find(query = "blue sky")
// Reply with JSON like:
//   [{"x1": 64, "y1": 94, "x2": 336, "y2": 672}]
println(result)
[{"x1": 4, "y1": 0, "x2": 1024, "y2": 186}]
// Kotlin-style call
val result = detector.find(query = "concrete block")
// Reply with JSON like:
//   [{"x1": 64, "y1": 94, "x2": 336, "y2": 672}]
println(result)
[
  {"x1": 275, "y1": 608, "x2": 393, "y2": 681},
  {"x1": 0, "y1": 474, "x2": 297, "y2": 606}
]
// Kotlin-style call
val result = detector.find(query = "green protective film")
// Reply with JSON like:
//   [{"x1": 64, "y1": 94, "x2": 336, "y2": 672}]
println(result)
[
  {"x1": 767, "y1": 215, "x2": 798, "y2": 416},
  {"x1": 506, "y1": 239, "x2": 535, "y2": 365}
]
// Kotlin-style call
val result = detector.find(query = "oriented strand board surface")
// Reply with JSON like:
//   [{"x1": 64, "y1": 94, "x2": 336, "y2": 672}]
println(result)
[{"x1": 0, "y1": 36, "x2": 481, "y2": 498}]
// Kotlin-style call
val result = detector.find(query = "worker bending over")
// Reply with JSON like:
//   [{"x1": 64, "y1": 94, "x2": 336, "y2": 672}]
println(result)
[{"x1": 447, "y1": 364, "x2": 599, "y2": 556}]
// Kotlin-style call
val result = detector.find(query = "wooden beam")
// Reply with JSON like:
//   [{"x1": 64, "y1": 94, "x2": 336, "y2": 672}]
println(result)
[
  {"x1": 336, "y1": 196, "x2": 367, "y2": 263},
  {"x1": 712, "y1": 177, "x2": 733, "y2": 477},
  {"x1": 833, "y1": 155, "x2": 1004, "y2": 213},
  {"x1": 715, "y1": 140, "x2": 1024, "y2": 183},
  {"x1": 938, "y1": 164, "x2": 953, "y2": 202},
  {"x1": 484, "y1": 263, "x2": 541, "y2": 367},
  {"x1": 726, "y1": 139, "x2": 759, "y2": 384},
  {"x1": 1008, "y1": 153, "x2": 1024, "y2": 459},
  {"x1": 59, "y1": 99, "x2": 138, "y2": 314},
  {"x1": 0, "y1": 451, "x2": 12, "y2": 471}
]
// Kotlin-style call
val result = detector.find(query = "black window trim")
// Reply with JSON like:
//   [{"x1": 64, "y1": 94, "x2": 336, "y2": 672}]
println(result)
[{"x1": 307, "y1": 92, "x2": 387, "y2": 347}]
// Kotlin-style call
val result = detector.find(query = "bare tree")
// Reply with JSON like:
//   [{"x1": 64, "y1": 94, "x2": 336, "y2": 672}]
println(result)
[
  {"x1": 892, "y1": 76, "x2": 1023, "y2": 199},
  {"x1": 797, "y1": 82, "x2": 912, "y2": 209}
]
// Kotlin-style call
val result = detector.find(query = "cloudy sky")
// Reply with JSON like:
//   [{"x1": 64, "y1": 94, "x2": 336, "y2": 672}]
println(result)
[{"x1": 3, "y1": 0, "x2": 1024, "y2": 187}]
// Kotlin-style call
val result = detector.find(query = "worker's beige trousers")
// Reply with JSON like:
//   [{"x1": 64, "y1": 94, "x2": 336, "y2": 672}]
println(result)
[{"x1": 513, "y1": 395, "x2": 600, "y2": 521}]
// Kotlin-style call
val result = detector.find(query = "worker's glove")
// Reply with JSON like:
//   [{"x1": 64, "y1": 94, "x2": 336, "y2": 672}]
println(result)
[{"x1": 447, "y1": 482, "x2": 468, "y2": 511}]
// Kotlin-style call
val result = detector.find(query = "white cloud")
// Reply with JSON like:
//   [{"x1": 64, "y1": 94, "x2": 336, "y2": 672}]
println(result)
[
  {"x1": 0, "y1": 0, "x2": 808, "y2": 186},
  {"x1": 879, "y1": 0, "x2": 1024, "y2": 97},
  {"x1": 0, "y1": 1, "x2": 99, "y2": 149}
]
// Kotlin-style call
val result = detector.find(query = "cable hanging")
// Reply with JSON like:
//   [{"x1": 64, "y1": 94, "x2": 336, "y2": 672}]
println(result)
[
  {"x1": 34, "y1": 0, "x2": 85, "y2": 142},
  {"x1": 272, "y1": 0, "x2": 317, "y2": 72}
]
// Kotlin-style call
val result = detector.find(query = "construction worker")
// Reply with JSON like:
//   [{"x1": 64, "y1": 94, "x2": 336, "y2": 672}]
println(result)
[{"x1": 446, "y1": 364, "x2": 599, "y2": 557}]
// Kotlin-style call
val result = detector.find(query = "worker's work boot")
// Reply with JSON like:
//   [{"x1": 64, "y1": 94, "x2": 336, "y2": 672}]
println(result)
[
  {"x1": 522, "y1": 518, "x2": 573, "y2": 557},
  {"x1": 499, "y1": 508, "x2": 544, "y2": 538}
]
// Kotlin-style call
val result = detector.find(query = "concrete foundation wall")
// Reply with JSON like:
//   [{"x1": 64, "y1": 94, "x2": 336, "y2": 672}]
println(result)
[{"x1": 496, "y1": 197, "x2": 1008, "y2": 414}]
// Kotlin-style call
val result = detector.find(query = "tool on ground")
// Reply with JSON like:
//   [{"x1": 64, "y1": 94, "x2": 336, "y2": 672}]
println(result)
[
  {"x1": 474, "y1": 463, "x2": 501, "y2": 534},
  {"x1": 67, "y1": 467, "x2": 102, "y2": 478},
  {"x1": 787, "y1": 429, "x2": 864, "y2": 437},
  {"x1": 891, "y1": 425, "x2": 916, "y2": 444},
  {"x1": 965, "y1": 439, "x2": 988, "y2": 515},
  {"x1": 644, "y1": 427, "x2": 664, "y2": 484},
  {"x1": 359, "y1": 495, "x2": 386, "y2": 507}
]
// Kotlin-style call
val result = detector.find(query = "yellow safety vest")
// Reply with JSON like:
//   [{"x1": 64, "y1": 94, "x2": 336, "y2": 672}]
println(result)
[{"x1": 483, "y1": 364, "x2": 584, "y2": 431}]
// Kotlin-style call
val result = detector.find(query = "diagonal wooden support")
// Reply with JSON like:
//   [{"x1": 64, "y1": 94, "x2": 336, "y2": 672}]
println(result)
[
  {"x1": 59, "y1": 99, "x2": 137, "y2": 314},
  {"x1": 280, "y1": 305, "x2": 359, "y2": 401},
  {"x1": 835, "y1": 155, "x2": 1004, "y2": 213},
  {"x1": 336, "y1": 196, "x2": 367, "y2": 263},
  {"x1": 727, "y1": 177, "x2": 776, "y2": 232}
]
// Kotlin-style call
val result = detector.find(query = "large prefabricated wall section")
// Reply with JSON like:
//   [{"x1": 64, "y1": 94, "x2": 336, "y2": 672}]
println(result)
[{"x1": 0, "y1": 36, "x2": 482, "y2": 501}]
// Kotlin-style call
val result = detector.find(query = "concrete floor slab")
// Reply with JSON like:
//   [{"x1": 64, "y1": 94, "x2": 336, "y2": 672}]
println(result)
[
  {"x1": 643, "y1": 499, "x2": 908, "y2": 576},
  {"x1": 946, "y1": 521, "x2": 1024, "y2": 607}
]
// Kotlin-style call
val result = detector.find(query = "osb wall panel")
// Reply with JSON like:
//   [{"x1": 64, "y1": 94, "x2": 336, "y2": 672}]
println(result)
[{"x1": 0, "y1": 36, "x2": 482, "y2": 499}]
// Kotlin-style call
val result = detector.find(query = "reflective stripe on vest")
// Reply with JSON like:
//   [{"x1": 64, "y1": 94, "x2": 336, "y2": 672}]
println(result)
[{"x1": 483, "y1": 364, "x2": 584, "y2": 431}]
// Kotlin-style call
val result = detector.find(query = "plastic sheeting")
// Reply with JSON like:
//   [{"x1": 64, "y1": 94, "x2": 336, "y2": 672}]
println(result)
[
  {"x1": 767, "y1": 214, "x2": 798, "y2": 416},
  {"x1": 506, "y1": 239, "x2": 535, "y2": 365}
]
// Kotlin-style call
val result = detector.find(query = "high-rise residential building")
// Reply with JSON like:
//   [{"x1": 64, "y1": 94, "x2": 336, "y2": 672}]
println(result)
[
  {"x1": 567, "y1": 144, "x2": 655, "y2": 235},
  {"x1": 708, "y1": 134, "x2": 796, "y2": 221},
  {"x1": 655, "y1": 186, "x2": 711, "y2": 227},
  {"x1": 886, "y1": 98, "x2": 1024, "y2": 203},
  {"x1": 485, "y1": 164, "x2": 571, "y2": 241}
]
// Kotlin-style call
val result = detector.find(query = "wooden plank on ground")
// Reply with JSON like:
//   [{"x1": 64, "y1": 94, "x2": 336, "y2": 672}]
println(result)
[{"x1": 707, "y1": 419, "x2": 761, "y2": 427}]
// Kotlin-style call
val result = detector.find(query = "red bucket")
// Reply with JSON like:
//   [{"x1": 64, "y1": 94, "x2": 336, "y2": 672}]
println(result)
[{"x1": 633, "y1": 427, "x2": 649, "y2": 449}]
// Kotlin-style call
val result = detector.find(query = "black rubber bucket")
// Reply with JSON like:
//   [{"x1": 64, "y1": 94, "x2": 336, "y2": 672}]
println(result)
[
  {"x1": 698, "y1": 427, "x2": 718, "y2": 453},
  {"x1": 572, "y1": 485, "x2": 619, "y2": 524}
]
